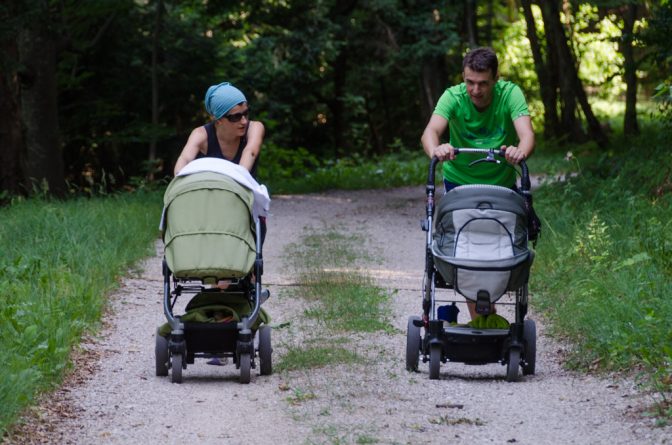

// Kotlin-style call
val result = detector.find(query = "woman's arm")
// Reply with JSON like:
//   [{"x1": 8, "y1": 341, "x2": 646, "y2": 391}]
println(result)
[
  {"x1": 239, "y1": 120, "x2": 265, "y2": 172},
  {"x1": 174, "y1": 127, "x2": 207, "y2": 175}
]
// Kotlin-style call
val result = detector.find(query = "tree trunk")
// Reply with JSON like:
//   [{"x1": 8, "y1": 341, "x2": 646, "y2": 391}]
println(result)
[
  {"x1": 540, "y1": 1, "x2": 607, "y2": 146},
  {"x1": 622, "y1": 3, "x2": 639, "y2": 135},
  {"x1": 521, "y1": 0, "x2": 560, "y2": 139},
  {"x1": 18, "y1": 18, "x2": 66, "y2": 196},
  {"x1": 149, "y1": 0, "x2": 164, "y2": 180},
  {"x1": 539, "y1": 0, "x2": 583, "y2": 142},
  {"x1": 0, "y1": 39, "x2": 25, "y2": 196},
  {"x1": 465, "y1": 0, "x2": 478, "y2": 48}
]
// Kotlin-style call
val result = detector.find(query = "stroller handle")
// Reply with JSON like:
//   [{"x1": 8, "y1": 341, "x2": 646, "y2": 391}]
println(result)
[{"x1": 428, "y1": 148, "x2": 531, "y2": 192}]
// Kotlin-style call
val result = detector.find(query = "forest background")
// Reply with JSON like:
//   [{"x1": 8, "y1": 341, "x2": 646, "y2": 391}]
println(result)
[
  {"x1": 1, "y1": 0, "x2": 671, "y2": 196},
  {"x1": 1, "y1": 0, "x2": 672, "y2": 437}
]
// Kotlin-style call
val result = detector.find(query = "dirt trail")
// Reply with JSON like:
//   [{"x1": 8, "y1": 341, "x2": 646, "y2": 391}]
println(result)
[{"x1": 7, "y1": 187, "x2": 670, "y2": 445}]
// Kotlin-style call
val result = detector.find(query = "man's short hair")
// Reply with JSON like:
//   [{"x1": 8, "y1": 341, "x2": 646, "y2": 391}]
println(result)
[{"x1": 463, "y1": 47, "x2": 498, "y2": 77}]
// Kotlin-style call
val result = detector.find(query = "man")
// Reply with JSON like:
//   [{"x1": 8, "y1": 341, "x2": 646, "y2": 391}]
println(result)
[
  {"x1": 421, "y1": 47, "x2": 535, "y2": 190},
  {"x1": 421, "y1": 47, "x2": 535, "y2": 320}
]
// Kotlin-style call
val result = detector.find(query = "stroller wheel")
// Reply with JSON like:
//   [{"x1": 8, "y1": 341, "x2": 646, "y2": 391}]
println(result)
[
  {"x1": 429, "y1": 343, "x2": 441, "y2": 380},
  {"x1": 239, "y1": 353, "x2": 251, "y2": 384},
  {"x1": 171, "y1": 353, "x2": 183, "y2": 384},
  {"x1": 258, "y1": 326, "x2": 273, "y2": 376},
  {"x1": 522, "y1": 319, "x2": 537, "y2": 375},
  {"x1": 506, "y1": 348, "x2": 521, "y2": 382},
  {"x1": 155, "y1": 329, "x2": 169, "y2": 377},
  {"x1": 405, "y1": 316, "x2": 421, "y2": 372}
]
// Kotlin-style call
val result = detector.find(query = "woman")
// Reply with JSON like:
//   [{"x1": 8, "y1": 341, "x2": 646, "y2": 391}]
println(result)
[{"x1": 174, "y1": 82, "x2": 264, "y2": 176}]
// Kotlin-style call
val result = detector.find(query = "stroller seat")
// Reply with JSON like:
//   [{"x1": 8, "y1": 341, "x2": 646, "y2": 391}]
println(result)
[{"x1": 431, "y1": 184, "x2": 534, "y2": 305}]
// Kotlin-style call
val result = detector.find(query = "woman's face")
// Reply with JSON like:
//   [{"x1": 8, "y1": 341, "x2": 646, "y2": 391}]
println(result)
[{"x1": 217, "y1": 102, "x2": 249, "y2": 136}]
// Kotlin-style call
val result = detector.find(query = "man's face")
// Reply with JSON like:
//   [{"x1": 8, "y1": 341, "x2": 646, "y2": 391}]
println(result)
[{"x1": 463, "y1": 67, "x2": 497, "y2": 111}]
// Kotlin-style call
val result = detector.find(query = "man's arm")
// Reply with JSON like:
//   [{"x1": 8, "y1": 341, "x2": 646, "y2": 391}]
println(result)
[
  {"x1": 503, "y1": 115, "x2": 535, "y2": 164},
  {"x1": 238, "y1": 120, "x2": 265, "y2": 172},
  {"x1": 421, "y1": 114, "x2": 455, "y2": 161}
]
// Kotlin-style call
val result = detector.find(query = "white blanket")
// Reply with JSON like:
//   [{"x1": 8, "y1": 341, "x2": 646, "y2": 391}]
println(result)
[{"x1": 176, "y1": 157, "x2": 270, "y2": 219}]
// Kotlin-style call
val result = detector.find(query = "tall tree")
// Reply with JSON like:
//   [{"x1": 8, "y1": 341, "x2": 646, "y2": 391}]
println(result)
[
  {"x1": 520, "y1": 0, "x2": 561, "y2": 138},
  {"x1": 149, "y1": 0, "x2": 165, "y2": 179},
  {"x1": 620, "y1": 2, "x2": 639, "y2": 135},
  {"x1": 526, "y1": 0, "x2": 608, "y2": 146},
  {"x1": 0, "y1": 2, "x2": 24, "y2": 196},
  {"x1": 0, "y1": 40, "x2": 24, "y2": 196},
  {"x1": 18, "y1": 1, "x2": 66, "y2": 195}
]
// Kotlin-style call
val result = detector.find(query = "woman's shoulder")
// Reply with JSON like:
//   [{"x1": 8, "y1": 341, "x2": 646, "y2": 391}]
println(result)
[{"x1": 248, "y1": 120, "x2": 265, "y2": 136}]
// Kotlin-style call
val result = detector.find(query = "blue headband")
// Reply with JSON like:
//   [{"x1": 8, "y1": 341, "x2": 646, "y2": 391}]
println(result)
[{"x1": 204, "y1": 82, "x2": 247, "y2": 120}]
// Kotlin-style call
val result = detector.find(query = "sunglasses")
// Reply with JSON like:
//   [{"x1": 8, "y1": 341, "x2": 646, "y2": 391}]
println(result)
[{"x1": 223, "y1": 110, "x2": 249, "y2": 123}]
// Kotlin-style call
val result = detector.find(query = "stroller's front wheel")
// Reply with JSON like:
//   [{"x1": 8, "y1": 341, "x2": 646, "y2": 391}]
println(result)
[
  {"x1": 171, "y1": 353, "x2": 183, "y2": 384},
  {"x1": 239, "y1": 353, "x2": 251, "y2": 384},
  {"x1": 506, "y1": 348, "x2": 521, "y2": 382},
  {"x1": 429, "y1": 343, "x2": 441, "y2": 380}
]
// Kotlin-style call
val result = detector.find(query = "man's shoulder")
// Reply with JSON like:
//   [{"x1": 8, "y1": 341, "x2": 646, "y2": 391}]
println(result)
[
  {"x1": 496, "y1": 79, "x2": 522, "y2": 94},
  {"x1": 438, "y1": 83, "x2": 469, "y2": 105}
]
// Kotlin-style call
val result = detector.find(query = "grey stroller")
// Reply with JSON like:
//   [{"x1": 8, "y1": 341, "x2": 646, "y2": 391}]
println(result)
[{"x1": 406, "y1": 148, "x2": 538, "y2": 381}]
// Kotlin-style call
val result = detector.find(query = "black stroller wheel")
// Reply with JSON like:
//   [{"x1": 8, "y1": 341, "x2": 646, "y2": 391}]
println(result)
[
  {"x1": 405, "y1": 316, "x2": 421, "y2": 372},
  {"x1": 171, "y1": 353, "x2": 183, "y2": 384},
  {"x1": 522, "y1": 319, "x2": 537, "y2": 375},
  {"x1": 258, "y1": 326, "x2": 273, "y2": 376},
  {"x1": 155, "y1": 329, "x2": 169, "y2": 377},
  {"x1": 429, "y1": 343, "x2": 441, "y2": 380},
  {"x1": 506, "y1": 348, "x2": 521, "y2": 382},
  {"x1": 239, "y1": 353, "x2": 251, "y2": 384}
]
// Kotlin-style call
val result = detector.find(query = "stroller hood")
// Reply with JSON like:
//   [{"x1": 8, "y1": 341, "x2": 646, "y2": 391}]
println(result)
[
  {"x1": 431, "y1": 184, "x2": 533, "y2": 302},
  {"x1": 162, "y1": 171, "x2": 256, "y2": 281}
]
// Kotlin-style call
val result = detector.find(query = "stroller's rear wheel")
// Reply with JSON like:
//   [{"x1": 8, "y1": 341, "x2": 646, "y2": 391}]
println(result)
[
  {"x1": 405, "y1": 316, "x2": 421, "y2": 372},
  {"x1": 522, "y1": 319, "x2": 537, "y2": 375},
  {"x1": 429, "y1": 343, "x2": 441, "y2": 380},
  {"x1": 155, "y1": 329, "x2": 169, "y2": 377},
  {"x1": 171, "y1": 353, "x2": 183, "y2": 384},
  {"x1": 506, "y1": 348, "x2": 521, "y2": 382},
  {"x1": 258, "y1": 325, "x2": 273, "y2": 376}
]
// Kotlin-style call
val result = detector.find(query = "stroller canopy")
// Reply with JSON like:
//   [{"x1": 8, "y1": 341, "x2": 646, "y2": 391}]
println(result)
[
  {"x1": 431, "y1": 184, "x2": 533, "y2": 302},
  {"x1": 162, "y1": 171, "x2": 256, "y2": 281}
]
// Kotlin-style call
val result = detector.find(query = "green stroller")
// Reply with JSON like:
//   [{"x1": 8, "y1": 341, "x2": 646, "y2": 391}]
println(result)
[{"x1": 156, "y1": 163, "x2": 271, "y2": 384}]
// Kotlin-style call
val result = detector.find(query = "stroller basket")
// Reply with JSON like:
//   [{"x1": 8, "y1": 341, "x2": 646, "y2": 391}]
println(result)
[
  {"x1": 162, "y1": 171, "x2": 256, "y2": 282},
  {"x1": 431, "y1": 184, "x2": 534, "y2": 303}
]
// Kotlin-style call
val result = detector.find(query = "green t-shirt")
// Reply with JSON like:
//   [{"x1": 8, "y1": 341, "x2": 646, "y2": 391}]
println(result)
[{"x1": 433, "y1": 80, "x2": 530, "y2": 187}]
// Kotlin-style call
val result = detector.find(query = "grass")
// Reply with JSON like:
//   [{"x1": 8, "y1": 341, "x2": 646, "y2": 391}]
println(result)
[
  {"x1": 275, "y1": 226, "x2": 393, "y2": 372},
  {"x1": 0, "y1": 189, "x2": 163, "y2": 436},
  {"x1": 530, "y1": 122, "x2": 672, "y2": 420}
]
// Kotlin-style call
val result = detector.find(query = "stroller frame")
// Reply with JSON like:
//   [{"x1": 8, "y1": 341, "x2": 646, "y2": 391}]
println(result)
[
  {"x1": 407, "y1": 148, "x2": 537, "y2": 382},
  {"x1": 156, "y1": 208, "x2": 271, "y2": 384}
]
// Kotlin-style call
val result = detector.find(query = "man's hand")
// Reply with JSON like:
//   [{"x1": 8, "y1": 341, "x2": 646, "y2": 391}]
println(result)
[
  {"x1": 502, "y1": 145, "x2": 526, "y2": 164},
  {"x1": 432, "y1": 143, "x2": 456, "y2": 161}
]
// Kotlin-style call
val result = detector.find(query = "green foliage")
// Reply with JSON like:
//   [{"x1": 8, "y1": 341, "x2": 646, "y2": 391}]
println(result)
[
  {"x1": 531, "y1": 124, "x2": 672, "y2": 407},
  {"x1": 0, "y1": 191, "x2": 163, "y2": 435},
  {"x1": 262, "y1": 147, "x2": 428, "y2": 194}
]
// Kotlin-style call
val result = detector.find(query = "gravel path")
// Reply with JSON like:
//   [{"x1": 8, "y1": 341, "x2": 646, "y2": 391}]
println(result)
[{"x1": 7, "y1": 187, "x2": 671, "y2": 445}]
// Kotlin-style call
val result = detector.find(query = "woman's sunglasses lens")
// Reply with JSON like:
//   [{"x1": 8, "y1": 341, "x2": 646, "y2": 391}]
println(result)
[{"x1": 226, "y1": 111, "x2": 248, "y2": 122}]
